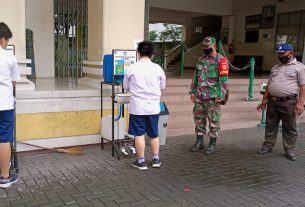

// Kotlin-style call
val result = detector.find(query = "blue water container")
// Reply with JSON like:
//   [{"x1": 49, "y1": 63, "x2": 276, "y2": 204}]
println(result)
[
  {"x1": 103, "y1": 54, "x2": 124, "y2": 84},
  {"x1": 103, "y1": 54, "x2": 113, "y2": 83},
  {"x1": 160, "y1": 102, "x2": 169, "y2": 115}
]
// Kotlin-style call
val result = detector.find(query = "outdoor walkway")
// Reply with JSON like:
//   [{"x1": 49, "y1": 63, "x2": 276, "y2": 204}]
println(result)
[{"x1": 1, "y1": 125, "x2": 305, "y2": 207}]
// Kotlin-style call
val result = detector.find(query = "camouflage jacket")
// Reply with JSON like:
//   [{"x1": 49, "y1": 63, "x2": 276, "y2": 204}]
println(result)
[{"x1": 190, "y1": 54, "x2": 229, "y2": 101}]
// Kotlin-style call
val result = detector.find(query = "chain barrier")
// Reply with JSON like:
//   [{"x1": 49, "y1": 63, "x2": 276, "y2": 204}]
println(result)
[
  {"x1": 220, "y1": 45, "x2": 251, "y2": 71},
  {"x1": 183, "y1": 44, "x2": 200, "y2": 59},
  {"x1": 153, "y1": 42, "x2": 182, "y2": 58},
  {"x1": 183, "y1": 41, "x2": 252, "y2": 72}
]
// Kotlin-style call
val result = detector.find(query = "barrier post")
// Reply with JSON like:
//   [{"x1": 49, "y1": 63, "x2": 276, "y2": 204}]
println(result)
[
  {"x1": 246, "y1": 57, "x2": 255, "y2": 101},
  {"x1": 164, "y1": 51, "x2": 167, "y2": 71},
  {"x1": 180, "y1": 42, "x2": 184, "y2": 79},
  {"x1": 218, "y1": 40, "x2": 223, "y2": 56}
]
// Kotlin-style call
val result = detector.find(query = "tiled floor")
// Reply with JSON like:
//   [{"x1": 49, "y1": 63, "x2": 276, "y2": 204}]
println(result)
[{"x1": 1, "y1": 125, "x2": 305, "y2": 207}]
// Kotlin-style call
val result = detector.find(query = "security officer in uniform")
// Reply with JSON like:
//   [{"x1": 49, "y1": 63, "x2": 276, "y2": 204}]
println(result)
[
  {"x1": 257, "y1": 43, "x2": 305, "y2": 161},
  {"x1": 190, "y1": 37, "x2": 229, "y2": 155}
]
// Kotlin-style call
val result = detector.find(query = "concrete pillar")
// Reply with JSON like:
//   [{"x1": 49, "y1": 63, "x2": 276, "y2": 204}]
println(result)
[
  {"x1": 87, "y1": 0, "x2": 103, "y2": 61},
  {"x1": 102, "y1": 0, "x2": 145, "y2": 54},
  {"x1": 221, "y1": 15, "x2": 235, "y2": 62},
  {"x1": 80, "y1": 0, "x2": 145, "y2": 88},
  {"x1": 78, "y1": 0, "x2": 104, "y2": 88},
  {"x1": 0, "y1": 0, "x2": 35, "y2": 90},
  {"x1": 0, "y1": 0, "x2": 26, "y2": 59},
  {"x1": 144, "y1": 0, "x2": 150, "y2": 41},
  {"x1": 25, "y1": 0, "x2": 54, "y2": 78}
]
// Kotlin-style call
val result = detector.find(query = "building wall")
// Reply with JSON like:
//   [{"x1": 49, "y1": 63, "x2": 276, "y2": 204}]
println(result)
[
  {"x1": 88, "y1": 0, "x2": 103, "y2": 61},
  {"x1": 25, "y1": 0, "x2": 55, "y2": 77},
  {"x1": 231, "y1": 0, "x2": 305, "y2": 71},
  {"x1": 102, "y1": 0, "x2": 145, "y2": 54},
  {"x1": 183, "y1": 16, "x2": 222, "y2": 67},
  {"x1": 185, "y1": 16, "x2": 222, "y2": 47},
  {"x1": 0, "y1": 0, "x2": 26, "y2": 59},
  {"x1": 151, "y1": 0, "x2": 233, "y2": 16}
]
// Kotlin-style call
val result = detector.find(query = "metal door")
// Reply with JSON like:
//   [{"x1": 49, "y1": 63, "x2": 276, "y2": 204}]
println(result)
[{"x1": 54, "y1": 0, "x2": 88, "y2": 78}]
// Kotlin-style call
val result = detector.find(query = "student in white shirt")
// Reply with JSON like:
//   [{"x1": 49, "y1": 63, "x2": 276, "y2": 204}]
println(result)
[
  {"x1": 124, "y1": 41, "x2": 166, "y2": 170},
  {"x1": 0, "y1": 22, "x2": 20, "y2": 188}
]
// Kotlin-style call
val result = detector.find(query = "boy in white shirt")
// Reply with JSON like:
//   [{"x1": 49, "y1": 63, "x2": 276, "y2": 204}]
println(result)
[
  {"x1": 0, "y1": 22, "x2": 20, "y2": 188},
  {"x1": 124, "y1": 41, "x2": 166, "y2": 170}
]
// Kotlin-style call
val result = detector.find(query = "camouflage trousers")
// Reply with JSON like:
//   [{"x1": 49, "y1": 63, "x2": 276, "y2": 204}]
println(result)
[{"x1": 193, "y1": 99, "x2": 221, "y2": 139}]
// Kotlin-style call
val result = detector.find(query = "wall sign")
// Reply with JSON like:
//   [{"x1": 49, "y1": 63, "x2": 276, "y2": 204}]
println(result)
[{"x1": 112, "y1": 49, "x2": 137, "y2": 75}]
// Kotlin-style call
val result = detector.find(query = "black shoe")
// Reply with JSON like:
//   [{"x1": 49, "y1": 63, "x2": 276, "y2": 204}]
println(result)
[
  {"x1": 257, "y1": 148, "x2": 272, "y2": 154},
  {"x1": 205, "y1": 138, "x2": 216, "y2": 155},
  {"x1": 190, "y1": 135, "x2": 204, "y2": 152},
  {"x1": 152, "y1": 159, "x2": 162, "y2": 168},
  {"x1": 132, "y1": 160, "x2": 148, "y2": 170},
  {"x1": 286, "y1": 153, "x2": 296, "y2": 161}
]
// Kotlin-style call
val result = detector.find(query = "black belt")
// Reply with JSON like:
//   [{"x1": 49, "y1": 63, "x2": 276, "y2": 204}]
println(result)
[{"x1": 270, "y1": 95, "x2": 297, "y2": 102}]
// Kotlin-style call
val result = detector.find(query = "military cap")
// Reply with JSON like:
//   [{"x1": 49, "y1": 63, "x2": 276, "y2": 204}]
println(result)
[{"x1": 202, "y1": 37, "x2": 217, "y2": 46}]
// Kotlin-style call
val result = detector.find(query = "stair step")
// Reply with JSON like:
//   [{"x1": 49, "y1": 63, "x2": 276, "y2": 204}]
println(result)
[
  {"x1": 168, "y1": 112, "x2": 260, "y2": 128},
  {"x1": 167, "y1": 120, "x2": 260, "y2": 137},
  {"x1": 163, "y1": 86, "x2": 263, "y2": 94},
  {"x1": 162, "y1": 93, "x2": 262, "y2": 104},
  {"x1": 166, "y1": 78, "x2": 268, "y2": 86},
  {"x1": 163, "y1": 78, "x2": 268, "y2": 137},
  {"x1": 166, "y1": 101, "x2": 260, "y2": 113}
]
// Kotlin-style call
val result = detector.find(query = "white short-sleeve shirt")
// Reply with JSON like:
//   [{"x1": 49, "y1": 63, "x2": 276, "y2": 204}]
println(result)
[
  {"x1": 123, "y1": 58, "x2": 166, "y2": 115},
  {"x1": 0, "y1": 47, "x2": 20, "y2": 111},
  {"x1": 268, "y1": 58, "x2": 305, "y2": 97}
]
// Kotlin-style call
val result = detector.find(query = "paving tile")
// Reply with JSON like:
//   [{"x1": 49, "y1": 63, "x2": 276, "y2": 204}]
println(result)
[{"x1": 1, "y1": 126, "x2": 305, "y2": 206}]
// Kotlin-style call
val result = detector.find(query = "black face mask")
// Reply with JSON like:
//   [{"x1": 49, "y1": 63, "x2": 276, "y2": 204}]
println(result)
[
  {"x1": 203, "y1": 48, "x2": 213, "y2": 55},
  {"x1": 278, "y1": 54, "x2": 291, "y2": 64}
]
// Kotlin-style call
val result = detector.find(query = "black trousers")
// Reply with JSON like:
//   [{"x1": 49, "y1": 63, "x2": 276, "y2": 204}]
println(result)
[{"x1": 262, "y1": 99, "x2": 298, "y2": 154}]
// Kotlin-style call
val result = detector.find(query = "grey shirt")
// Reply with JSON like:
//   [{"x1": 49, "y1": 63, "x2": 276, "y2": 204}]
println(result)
[{"x1": 268, "y1": 58, "x2": 305, "y2": 97}]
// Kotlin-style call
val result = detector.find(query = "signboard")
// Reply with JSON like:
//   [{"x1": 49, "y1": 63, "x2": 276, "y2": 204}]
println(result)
[{"x1": 112, "y1": 49, "x2": 137, "y2": 75}]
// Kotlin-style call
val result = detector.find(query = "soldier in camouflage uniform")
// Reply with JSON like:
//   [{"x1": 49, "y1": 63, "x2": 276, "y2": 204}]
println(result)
[{"x1": 190, "y1": 37, "x2": 229, "y2": 155}]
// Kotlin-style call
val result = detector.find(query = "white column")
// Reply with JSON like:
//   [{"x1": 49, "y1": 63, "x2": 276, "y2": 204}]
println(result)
[
  {"x1": 25, "y1": 0, "x2": 54, "y2": 78},
  {"x1": 78, "y1": 0, "x2": 104, "y2": 89},
  {"x1": 79, "y1": 0, "x2": 145, "y2": 89},
  {"x1": 0, "y1": 0, "x2": 35, "y2": 90},
  {"x1": 102, "y1": 0, "x2": 145, "y2": 54}
]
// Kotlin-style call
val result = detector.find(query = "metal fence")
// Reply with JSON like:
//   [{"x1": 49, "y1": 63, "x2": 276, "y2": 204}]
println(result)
[{"x1": 54, "y1": 0, "x2": 88, "y2": 78}]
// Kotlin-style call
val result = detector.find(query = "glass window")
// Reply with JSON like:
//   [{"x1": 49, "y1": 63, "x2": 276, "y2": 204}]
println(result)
[
  {"x1": 277, "y1": 13, "x2": 289, "y2": 27},
  {"x1": 276, "y1": 10, "x2": 305, "y2": 52},
  {"x1": 289, "y1": 12, "x2": 301, "y2": 27}
]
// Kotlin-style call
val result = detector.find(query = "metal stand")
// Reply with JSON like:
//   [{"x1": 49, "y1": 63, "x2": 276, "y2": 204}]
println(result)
[
  {"x1": 100, "y1": 81, "x2": 134, "y2": 160},
  {"x1": 11, "y1": 85, "x2": 19, "y2": 173}
]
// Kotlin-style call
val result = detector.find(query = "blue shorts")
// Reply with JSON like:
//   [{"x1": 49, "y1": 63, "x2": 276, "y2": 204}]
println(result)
[
  {"x1": 0, "y1": 109, "x2": 14, "y2": 143},
  {"x1": 128, "y1": 114, "x2": 159, "y2": 138}
]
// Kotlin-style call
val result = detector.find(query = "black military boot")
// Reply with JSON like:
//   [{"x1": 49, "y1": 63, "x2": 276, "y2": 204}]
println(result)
[
  {"x1": 205, "y1": 138, "x2": 216, "y2": 155},
  {"x1": 190, "y1": 135, "x2": 204, "y2": 152}
]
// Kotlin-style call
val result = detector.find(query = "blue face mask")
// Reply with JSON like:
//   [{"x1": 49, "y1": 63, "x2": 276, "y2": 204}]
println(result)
[{"x1": 203, "y1": 48, "x2": 213, "y2": 55}]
